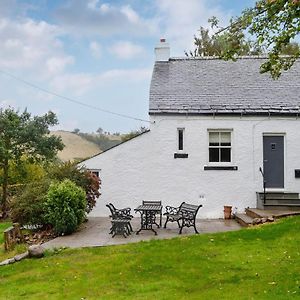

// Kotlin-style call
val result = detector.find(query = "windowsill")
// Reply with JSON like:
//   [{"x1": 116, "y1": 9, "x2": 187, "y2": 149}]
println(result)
[
  {"x1": 265, "y1": 188, "x2": 285, "y2": 192},
  {"x1": 174, "y1": 153, "x2": 188, "y2": 159},
  {"x1": 204, "y1": 165, "x2": 238, "y2": 171}
]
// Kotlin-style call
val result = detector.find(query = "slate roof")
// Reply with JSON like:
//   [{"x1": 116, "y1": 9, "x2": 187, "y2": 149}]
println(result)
[{"x1": 149, "y1": 57, "x2": 300, "y2": 116}]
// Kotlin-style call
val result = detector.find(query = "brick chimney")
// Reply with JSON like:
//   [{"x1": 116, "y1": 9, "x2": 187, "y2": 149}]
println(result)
[{"x1": 155, "y1": 38, "x2": 170, "y2": 61}]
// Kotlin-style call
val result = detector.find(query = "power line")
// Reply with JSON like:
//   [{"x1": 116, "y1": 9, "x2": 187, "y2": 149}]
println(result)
[
  {"x1": 0, "y1": 69, "x2": 152, "y2": 124},
  {"x1": 215, "y1": 7, "x2": 268, "y2": 35}
]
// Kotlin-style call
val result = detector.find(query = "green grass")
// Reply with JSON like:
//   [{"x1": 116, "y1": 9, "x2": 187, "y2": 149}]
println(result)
[
  {"x1": 0, "y1": 222, "x2": 11, "y2": 244},
  {"x1": 1, "y1": 217, "x2": 300, "y2": 299}
]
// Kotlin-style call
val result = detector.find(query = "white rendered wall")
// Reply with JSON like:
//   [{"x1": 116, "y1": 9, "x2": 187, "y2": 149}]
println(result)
[{"x1": 81, "y1": 115, "x2": 300, "y2": 218}]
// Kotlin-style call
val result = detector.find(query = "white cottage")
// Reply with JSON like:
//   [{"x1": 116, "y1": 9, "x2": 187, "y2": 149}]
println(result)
[{"x1": 82, "y1": 40, "x2": 300, "y2": 218}]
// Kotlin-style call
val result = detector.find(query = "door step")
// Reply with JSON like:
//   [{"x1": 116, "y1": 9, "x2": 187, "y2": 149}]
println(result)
[{"x1": 257, "y1": 192, "x2": 300, "y2": 210}]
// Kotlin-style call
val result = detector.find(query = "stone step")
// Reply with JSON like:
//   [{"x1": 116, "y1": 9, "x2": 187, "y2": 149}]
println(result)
[
  {"x1": 245, "y1": 208, "x2": 262, "y2": 219},
  {"x1": 257, "y1": 192, "x2": 299, "y2": 200},
  {"x1": 246, "y1": 207, "x2": 300, "y2": 219},
  {"x1": 256, "y1": 192, "x2": 300, "y2": 209},
  {"x1": 262, "y1": 203, "x2": 300, "y2": 210},
  {"x1": 264, "y1": 199, "x2": 300, "y2": 204},
  {"x1": 234, "y1": 213, "x2": 253, "y2": 227}
]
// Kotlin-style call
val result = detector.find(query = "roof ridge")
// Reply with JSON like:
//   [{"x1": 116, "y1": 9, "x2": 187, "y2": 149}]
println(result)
[{"x1": 169, "y1": 55, "x2": 298, "y2": 61}]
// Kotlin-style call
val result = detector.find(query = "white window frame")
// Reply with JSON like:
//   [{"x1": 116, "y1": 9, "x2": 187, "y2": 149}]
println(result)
[{"x1": 207, "y1": 129, "x2": 233, "y2": 165}]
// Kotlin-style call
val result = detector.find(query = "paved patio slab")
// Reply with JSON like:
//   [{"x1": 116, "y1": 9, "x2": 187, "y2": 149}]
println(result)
[{"x1": 43, "y1": 217, "x2": 241, "y2": 249}]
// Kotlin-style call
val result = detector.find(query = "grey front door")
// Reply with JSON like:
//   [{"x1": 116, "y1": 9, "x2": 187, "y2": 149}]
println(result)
[{"x1": 263, "y1": 136, "x2": 284, "y2": 188}]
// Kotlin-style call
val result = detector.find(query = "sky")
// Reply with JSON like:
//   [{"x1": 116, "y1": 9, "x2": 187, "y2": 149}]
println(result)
[{"x1": 0, "y1": 0, "x2": 256, "y2": 133}]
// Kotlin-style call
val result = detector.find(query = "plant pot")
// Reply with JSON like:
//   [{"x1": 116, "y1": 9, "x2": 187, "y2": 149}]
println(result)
[{"x1": 224, "y1": 206, "x2": 232, "y2": 219}]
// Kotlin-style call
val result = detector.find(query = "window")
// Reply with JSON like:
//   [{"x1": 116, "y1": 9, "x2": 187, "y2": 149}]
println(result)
[
  {"x1": 178, "y1": 128, "x2": 184, "y2": 151},
  {"x1": 209, "y1": 131, "x2": 231, "y2": 163},
  {"x1": 91, "y1": 170, "x2": 100, "y2": 177}
]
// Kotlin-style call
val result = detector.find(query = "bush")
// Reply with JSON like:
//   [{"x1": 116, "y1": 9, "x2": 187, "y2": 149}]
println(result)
[
  {"x1": 84, "y1": 172, "x2": 100, "y2": 213},
  {"x1": 47, "y1": 162, "x2": 100, "y2": 213},
  {"x1": 45, "y1": 179, "x2": 86, "y2": 235},
  {"x1": 9, "y1": 162, "x2": 100, "y2": 227},
  {"x1": 9, "y1": 179, "x2": 51, "y2": 226}
]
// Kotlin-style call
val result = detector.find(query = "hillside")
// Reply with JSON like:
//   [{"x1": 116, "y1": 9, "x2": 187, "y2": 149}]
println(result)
[{"x1": 51, "y1": 131, "x2": 102, "y2": 162}]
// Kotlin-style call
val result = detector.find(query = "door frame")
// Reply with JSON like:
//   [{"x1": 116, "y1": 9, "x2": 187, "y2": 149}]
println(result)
[{"x1": 262, "y1": 133, "x2": 286, "y2": 192}]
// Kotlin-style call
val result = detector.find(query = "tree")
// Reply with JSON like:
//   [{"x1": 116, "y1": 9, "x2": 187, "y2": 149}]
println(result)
[
  {"x1": 280, "y1": 42, "x2": 300, "y2": 55},
  {"x1": 212, "y1": 0, "x2": 300, "y2": 78},
  {"x1": 96, "y1": 127, "x2": 103, "y2": 135},
  {"x1": 0, "y1": 108, "x2": 64, "y2": 216},
  {"x1": 121, "y1": 126, "x2": 148, "y2": 142},
  {"x1": 186, "y1": 25, "x2": 262, "y2": 57},
  {"x1": 77, "y1": 131, "x2": 121, "y2": 151},
  {"x1": 73, "y1": 128, "x2": 80, "y2": 134}
]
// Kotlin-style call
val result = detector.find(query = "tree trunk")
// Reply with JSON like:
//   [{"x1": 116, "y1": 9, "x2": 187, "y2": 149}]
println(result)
[{"x1": 1, "y1": 157, "x2": 9, "y2": 218}]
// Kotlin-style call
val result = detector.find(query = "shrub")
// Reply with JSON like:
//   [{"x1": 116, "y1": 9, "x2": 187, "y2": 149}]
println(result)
[
  {"x1": 45, "y1": 179, "x2": 86, "y2": 235},
  {"x1": 84, "y1": 172, "x2": 100, "y2": 213},
  {"x1": 9, "y1": 162, "x2": 100, "y2": 227},
  {"x1": 9, "y1": 179, "x2": 51, "y2": 226},
  {"x1": 47, "y1": 162, "x2": 100, "y2": 213}
]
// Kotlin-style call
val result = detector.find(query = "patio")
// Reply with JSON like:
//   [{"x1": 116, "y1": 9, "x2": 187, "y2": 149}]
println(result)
[{"x1": 43, "y1": 217, "x2": 241, "y2": 249}]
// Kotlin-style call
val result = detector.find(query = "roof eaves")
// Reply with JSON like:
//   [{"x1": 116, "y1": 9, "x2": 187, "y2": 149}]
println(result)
[
  {"x1": 78, "y1": 130, "x2": 151, "y2": 165},
  {"x1": 148, "y1": 111, "x2": 300, "y2": 117}
]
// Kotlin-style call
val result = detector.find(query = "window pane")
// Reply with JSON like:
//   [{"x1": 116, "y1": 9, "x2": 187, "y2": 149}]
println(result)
[
  {"x1": 178, "y1": 129, "x2": 183, "y2": 150},
  {"x1": 221, "y1": 148, "x2": 231, "y2": 162},
  {"x1": 220, "y1": 132, "x2": 231, "y2": 146},
  {"x1": 209, "y1": 132, "x2": 219, "y2": 146},
  {"x1": 209, "y1": 148, "x2": 219, "y2": 162}
]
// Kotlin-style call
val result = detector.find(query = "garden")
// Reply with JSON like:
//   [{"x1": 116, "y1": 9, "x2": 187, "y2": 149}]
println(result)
[
  {"x1": 0, "y1": 215, "x2": 300, "y2": 299},
  {"x1": 0, "y1": 108, "x2": 101, "y2": 258}
]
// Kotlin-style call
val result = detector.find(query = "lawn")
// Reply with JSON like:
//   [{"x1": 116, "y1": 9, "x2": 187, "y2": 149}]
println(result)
[{"x1": 1, "y1": 217, "x2": 300, "y2": 299}]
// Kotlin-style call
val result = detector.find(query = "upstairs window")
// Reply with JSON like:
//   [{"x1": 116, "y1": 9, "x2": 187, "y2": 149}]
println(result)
[
  {"x1": 178, "y1": 128, "x2": 184, "y2": 151},
  {"x1": 209, "y1": 131, "x2": 231, "y2": 162}
]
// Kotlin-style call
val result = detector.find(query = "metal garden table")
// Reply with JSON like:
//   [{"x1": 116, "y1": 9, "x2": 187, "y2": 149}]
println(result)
[{"x1": 134, "y1": 204, "x2": 163, "y2": 235}]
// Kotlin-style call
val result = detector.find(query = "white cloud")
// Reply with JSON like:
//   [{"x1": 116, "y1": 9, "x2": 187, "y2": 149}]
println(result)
[
  {"x1": 155, "y1": 0, "x2": 231, "y2": 55},
  {"x1": 87, "y1": 0, "x2": 99, "y2": 10},
  {"x1": 55, "y1": 0, "x2": 157, "y2": 37},
  {"x1": 120, "y1": 5, "x2": 140, "y2": 24},
  {"x1": 50, "y1": 67, "x2": 152, "y2": 95},
  {"x1": 46, "y1": 56, "x2": 74, "y2": 75},
  {"x1": 50, "y1": 73, "x2": 94, "y2": 96},
  {"x1": 109, "y1": 41, "x2": 144, "y2": 60},
  {"x1": 89, "y1": 41, "x2": 102, "y2": 59},
  {"x1": 0, "y1": 17, "x2": 73, "y2": 78}
]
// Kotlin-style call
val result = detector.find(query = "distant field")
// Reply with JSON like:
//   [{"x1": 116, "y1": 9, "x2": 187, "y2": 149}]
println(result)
[{"x1": 51, "y1": 131, "x2": 102, "y2": 162}]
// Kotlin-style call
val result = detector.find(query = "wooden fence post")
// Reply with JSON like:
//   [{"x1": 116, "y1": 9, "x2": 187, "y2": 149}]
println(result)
[{"x1": 3, "y1": 223, "x2": 24, "y2": 251}]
